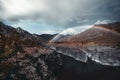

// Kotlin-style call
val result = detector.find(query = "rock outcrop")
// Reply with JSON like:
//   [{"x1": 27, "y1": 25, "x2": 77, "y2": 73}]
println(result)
[{"x1": 50, "y1": 22, "x2": 120, "y2": 66}]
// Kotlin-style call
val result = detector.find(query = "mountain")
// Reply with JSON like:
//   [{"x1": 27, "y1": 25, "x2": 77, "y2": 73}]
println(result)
[
  {"x1": 0, "y1": 21, "x2": 45, "y2": 58},
  {"x1": 1, "y1": 21, "x2": 120, "y2": 80},
  {"x1": 0, "y1": 21, "x2": 63, "y2": 80},
  {"x1": 51, "y1": 22, "x2": 120, "y2": 47},
  {"x1": 39, "y1": 34, "x2": 57, "y2": 41},
  {"x1": 95, "y1": 22, "x2": 120, "y2": 33},
  {"x1": 1, "y1": 22, "x2": 44, "y2": 42},
  {"x1": 53, "y1": 22, "x2": 120, "y2": 46},
  {"x1": 50, "y1": 22, "x2": 120, "y2": 66}
]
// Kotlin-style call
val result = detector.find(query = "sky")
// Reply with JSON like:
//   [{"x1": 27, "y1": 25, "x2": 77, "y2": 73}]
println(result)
[{"x1": 0, "y1": 0, "x2": 120, "y2": 34}]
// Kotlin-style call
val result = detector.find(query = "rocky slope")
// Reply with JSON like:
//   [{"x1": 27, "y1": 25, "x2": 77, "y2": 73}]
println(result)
[
  {"x1": 1, "y1": 21, "x2": 120, "y2": 80},
  {"x1": 0, "y1": 48, "x2": 63, "y2": 80},
  {"x1": 50, "y1": 22, "x2": 120, "y2": 66},
  {"x1": 95, "y1": 22, "x2": 120, "y2": 33},
  {"x1": 0, "y1": 22, "x2": 63, "y2": 80},
  {"x1": 0, "y1": 21, "x2": 56, "y2": 57}
]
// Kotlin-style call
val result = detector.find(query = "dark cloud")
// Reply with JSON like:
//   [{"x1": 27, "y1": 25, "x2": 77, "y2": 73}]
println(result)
[{"x1": 0, "y1": 0, "x2": 120, "y2": 31}]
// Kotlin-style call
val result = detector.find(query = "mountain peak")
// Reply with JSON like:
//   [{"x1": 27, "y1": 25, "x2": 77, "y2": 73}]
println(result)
[{"x1": 16, "y1": 27, "x2": 26, "y2": 34}]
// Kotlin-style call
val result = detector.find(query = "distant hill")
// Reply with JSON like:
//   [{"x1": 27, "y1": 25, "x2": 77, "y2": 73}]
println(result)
[
  {"x1": 55, "y1": 22, "x2": 120, "y2": 46},
  {"x1": 94, "y1": 22, "x2": 120, "y2": 33},
  {"x1": 39, "y1": 34, "x2": 57, "y2": 41}
]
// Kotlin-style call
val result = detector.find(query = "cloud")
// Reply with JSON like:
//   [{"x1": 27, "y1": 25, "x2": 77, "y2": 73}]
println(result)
[
  {"x1": 7, "y1": 20, "x2": 63, "y2": 34},
  {"x1": 0, "y1": 0, "x2": 120, "y2": 34},
  {"x1": 94, "y1": 20, "x2": 117, "y2": 24},
  {"x1": 0, "y1": 0, "x2": 120, "y2": 27},
  {"x1": 60, "y1": 25, "x2": 93, "y2": 35},
  {"x1": 56, "y1": 19, "x2": 117, "y2": 35}
]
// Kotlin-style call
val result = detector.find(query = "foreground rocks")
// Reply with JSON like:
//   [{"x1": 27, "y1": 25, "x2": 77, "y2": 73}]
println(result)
[
  {"x1": 0, "y1": 47, "x2": 63, "y2": 80},
  {"x1": 50, "y1": 45, "x2": 120, "y2": 66},
  {"x1": 1, "y1": 46, "x2": 120, "y2": 80}
]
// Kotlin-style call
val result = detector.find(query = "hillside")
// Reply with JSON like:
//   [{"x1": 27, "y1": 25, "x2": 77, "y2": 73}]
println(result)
[
  {"x1": 0, "y1": 21, "x2": 120, "y2": 80},
  {"x1": 50, "y1": 22, "x2": 120, "y2": 66},
  {"x1": 0, "y1": 22, "x2": 45, "y2": 58},
  {"x1": 52, "y1": 22, "x2": 120, "y2": 47},
  {"x1": 94, "y1": 22, "x2": 120, "y2": 33},
  {"x1": 0, "y1": 22, "x2": 63, "y2": 80}
]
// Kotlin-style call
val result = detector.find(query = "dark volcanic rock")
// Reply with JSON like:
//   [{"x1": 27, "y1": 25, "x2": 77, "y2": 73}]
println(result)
[{"x1": 56, "y1": 53, "x2": 120, "y2": 80}]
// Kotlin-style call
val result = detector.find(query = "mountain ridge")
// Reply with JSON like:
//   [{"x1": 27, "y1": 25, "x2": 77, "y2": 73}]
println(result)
[
  {"x1": 0, "y1": 21, "x2": 59, "y2": 58},
  {"x1": 50, "y1": 22, "x2": 120, "y2": 66}
]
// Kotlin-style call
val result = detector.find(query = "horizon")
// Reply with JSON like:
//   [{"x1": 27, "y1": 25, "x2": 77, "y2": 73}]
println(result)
[{"x1": 1, "y1": 20, "x2": 120, "y2": 35}]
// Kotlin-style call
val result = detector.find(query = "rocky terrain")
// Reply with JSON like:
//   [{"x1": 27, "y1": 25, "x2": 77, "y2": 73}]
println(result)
[
  {"x1": 50, "y1": 22, "x2": 120, "y2": 66},
  {"x1": 0, "y1": 48, "x2": 63, "y2": 80},
  {"x1": 0, "y1": 21, "x2": 120, "y2": 80},
  {"x1": 0, "y1": 22, "x2": 63, "y2": 80}
]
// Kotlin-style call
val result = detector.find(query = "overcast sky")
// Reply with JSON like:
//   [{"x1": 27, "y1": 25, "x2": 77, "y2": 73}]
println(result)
[{"x1": 0, "y1": 0, "x2": 120, "y2": 34}]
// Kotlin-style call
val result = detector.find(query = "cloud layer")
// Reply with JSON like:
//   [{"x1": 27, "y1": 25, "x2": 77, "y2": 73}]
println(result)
[{"x1": 0, "y1": 0, "x2": 120, "y2": 33}]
